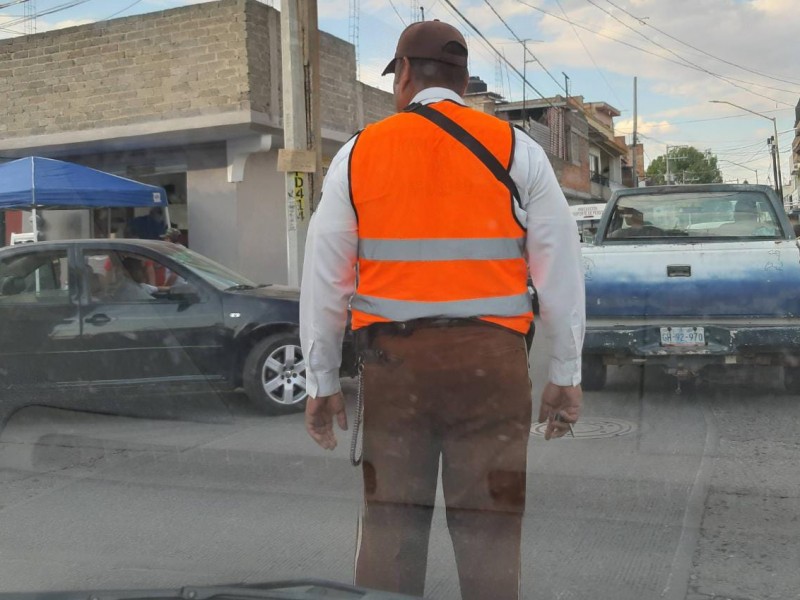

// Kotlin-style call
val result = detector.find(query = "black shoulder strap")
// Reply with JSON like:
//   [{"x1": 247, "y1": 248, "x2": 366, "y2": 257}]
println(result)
[{"x1": 409, "y1": 103, "x2": 521, "y2": 207}]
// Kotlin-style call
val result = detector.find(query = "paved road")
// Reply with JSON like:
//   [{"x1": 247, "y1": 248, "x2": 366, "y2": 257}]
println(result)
[{"x1": 0, "y1": 347, "x2": 798, "y2": 599}]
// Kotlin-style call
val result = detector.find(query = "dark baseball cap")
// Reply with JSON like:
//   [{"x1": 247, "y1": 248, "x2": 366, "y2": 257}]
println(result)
[{"x1": 382, "y1": 20, "x2": 468, "y2": 76}]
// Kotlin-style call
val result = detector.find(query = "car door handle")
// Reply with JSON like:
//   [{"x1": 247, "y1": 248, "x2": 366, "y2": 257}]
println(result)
[{"x1": 85, "y1": 313, "x2": 112, "y2": 326}]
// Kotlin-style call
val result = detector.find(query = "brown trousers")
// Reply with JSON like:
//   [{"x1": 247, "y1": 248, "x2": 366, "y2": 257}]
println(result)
[{"x1": 354, "y1": 322, "x2": 532, "y2": 600}]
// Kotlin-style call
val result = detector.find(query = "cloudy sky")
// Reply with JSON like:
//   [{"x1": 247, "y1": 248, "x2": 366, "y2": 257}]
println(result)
[{"x1": 2, "y1": 0, "x2": 798, "y2": 186}]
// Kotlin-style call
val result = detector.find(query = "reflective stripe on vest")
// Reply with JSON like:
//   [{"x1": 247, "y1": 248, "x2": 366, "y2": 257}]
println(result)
[
  {"x1": 350, "y1": 293, "x2": 533, "y2": 322},
  {"x1": 358, "y1": 237, "x2": 525, "y2": 261}
]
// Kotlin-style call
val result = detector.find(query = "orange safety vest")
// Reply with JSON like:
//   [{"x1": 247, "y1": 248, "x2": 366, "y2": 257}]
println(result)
[{"x1": 348, "y1": 99, "x2": 533, "y2": 335}]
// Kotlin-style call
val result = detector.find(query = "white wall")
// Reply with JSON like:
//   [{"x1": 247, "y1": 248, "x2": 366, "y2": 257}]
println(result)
[
  {"x1": 185, "y1": 149, "x2": 306, "y2": 286},
  {"x1": 236, "y1": 151, "x2": 288, "y2": 285},
  {"x1": 186, "y1": 152, "x2": 239, "y2": 273}
]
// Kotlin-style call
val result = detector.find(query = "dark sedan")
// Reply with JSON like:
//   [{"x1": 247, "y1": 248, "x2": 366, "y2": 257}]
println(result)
[{"x1": 0, "y1": 239, "x2": 354, "y2": 414}]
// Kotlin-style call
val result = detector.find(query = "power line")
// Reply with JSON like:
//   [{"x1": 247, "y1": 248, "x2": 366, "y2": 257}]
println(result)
[
  {"x1": 437, "y1": 4, "x2": 513, "y2": 88},
  {"x1": 1, "y1": 0, "x2": 94, "y2": 30},
  {"x1": 614, "y1": 108, "x2": 795, "y2": 134},
  {"x1": 583, "y1": 0, "x2": 797, "y2": 103},
  {"x1": 442, "y1": 0, "x2": 558, "y2": 109},
  {"x1": 0, "y1": 0, "x2": 30, "y2": 33},
  {"x1": 554, "y1": 0, "x2": 625, "y2": 109},
  {"x1": 602, "y1": 0, "x2": 800, "y2": 88},
  {"x1": 102, "y1": 0, "x2": 144, "y2": 21},
  {"x1": 480, "y1": 0, "x2": 565, "y2": 93},
  {"x1": 0, "y1": 0, "x2": 30, "y2": 10},
  {"x1": 515, "y1": 0, "x2": 793, "y2": 107},
  {"x1": 387, "y1": 0, "x2": 407, "y2": 27}
]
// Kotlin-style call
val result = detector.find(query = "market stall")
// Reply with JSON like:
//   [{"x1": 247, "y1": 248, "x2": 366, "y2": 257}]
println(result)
[{"x1": 0, "y1": 156, "x2": 169, "y2": 244}]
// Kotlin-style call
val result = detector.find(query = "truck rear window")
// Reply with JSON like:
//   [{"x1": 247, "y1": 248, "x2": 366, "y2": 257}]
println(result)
[{"x1": 605, "y1": 191, "x2": 782, "y2": 240}]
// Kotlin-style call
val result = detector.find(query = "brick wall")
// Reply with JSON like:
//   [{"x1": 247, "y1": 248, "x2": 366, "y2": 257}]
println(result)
[
  {"x1": 243, "y1": 1, "x2": 392, "y2": 134},
  {"x1": 360, "y1": 82, "x2": 394, "y2": 126},
  {"x1": 0, "y1": 0, "x2": 393, "y2": 143},
  {"x1": 244, "y1": 0, "x2": 278, "y2": 116},
  {"x1": 0, "y1": 0, "x2": 251, "y2": 139},
  {"x1": 318, "y1": 32, "x2": 358, "y2": 133}
]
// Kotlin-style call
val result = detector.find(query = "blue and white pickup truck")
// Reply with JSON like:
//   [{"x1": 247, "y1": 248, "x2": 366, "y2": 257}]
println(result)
[{"x1": 581, "y1": 184, "x2": 800, "y2": 391}]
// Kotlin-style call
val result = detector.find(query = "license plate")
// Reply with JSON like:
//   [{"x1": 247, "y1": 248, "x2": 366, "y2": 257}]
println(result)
[{"x1": 660, "y1": 326, "x2": 705, "y2": 346}]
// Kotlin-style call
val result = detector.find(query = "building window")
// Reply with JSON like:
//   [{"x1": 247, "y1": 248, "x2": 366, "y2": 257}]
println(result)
[{"x1": 590, "y1": 154, "x2": 600, "y2": 181}]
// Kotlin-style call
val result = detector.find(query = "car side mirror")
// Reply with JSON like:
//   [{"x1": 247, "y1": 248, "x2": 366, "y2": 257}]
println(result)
[{"x1": 168, "y1": 283, "x2": 200, "y2": 304}]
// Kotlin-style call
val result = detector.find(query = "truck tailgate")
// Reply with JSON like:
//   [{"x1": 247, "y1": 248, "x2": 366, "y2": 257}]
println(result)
[{"x1": 583, "y1": 240, "x2": 800, "y2": 318}]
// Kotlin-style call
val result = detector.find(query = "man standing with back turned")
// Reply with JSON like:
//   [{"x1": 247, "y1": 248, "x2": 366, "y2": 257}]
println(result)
[{"x1": 300, "y1": 20, "x2": 585, "y2": 600}]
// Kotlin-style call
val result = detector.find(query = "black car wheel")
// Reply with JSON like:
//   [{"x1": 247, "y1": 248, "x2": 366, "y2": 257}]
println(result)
[
  {"x1": 582, "y1": 355, "x2": 607, "y2": 391},
  {"x1": 244, "y1": 333, "x2": 308, "y2": 414}
]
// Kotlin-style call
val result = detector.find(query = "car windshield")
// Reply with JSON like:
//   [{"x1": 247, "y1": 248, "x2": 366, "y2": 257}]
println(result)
[
  {"x1": 159, "y1": 245, "x2": 259, "y2": 290},
  {"x1": 2, "y1": 2, "x2": 799, "y2": 600}
]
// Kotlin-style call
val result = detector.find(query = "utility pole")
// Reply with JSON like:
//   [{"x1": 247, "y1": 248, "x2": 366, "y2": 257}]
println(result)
[
  {"x1": 665, "y1": 145, "x2": 689, "y2": 185},
  {"x1": 278, "y1": 0, "x2": 321, "y2": 287},
  {"x1": 774, "y1": 133, "x2": 784, "y2": 200},
  {"x1": 769, "y1": 136, "x2": 779, "y2": 198},
  {"x1": 631, "y1": 76, "x2": 638, "y2": 188},
  {"x1": 520, "y1": 40, "x2": 537, "y2": 132},
  {"x1": 666, "y1": 144, "x2": 671, "y2": 185},
  {"x1": 562, "y1": 72, "x2": 570, "y2": 99}
]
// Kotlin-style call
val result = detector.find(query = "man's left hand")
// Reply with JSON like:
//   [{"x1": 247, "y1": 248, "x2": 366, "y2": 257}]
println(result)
[
  {"x1": 538, "y1": 382, "x2": 582, "y2": 440},
  {"x1": 305, "y1": 392, "x2": 348, "y2": 450}
]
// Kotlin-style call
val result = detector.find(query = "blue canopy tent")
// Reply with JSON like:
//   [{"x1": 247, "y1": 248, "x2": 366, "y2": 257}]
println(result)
[{"x1": 0, "y1": 156, "x2": 169, "y2": 241}]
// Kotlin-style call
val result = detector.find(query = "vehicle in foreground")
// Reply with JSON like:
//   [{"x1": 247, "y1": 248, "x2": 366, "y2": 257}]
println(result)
[
  {"x1": 581, "y1": 184, "x2": 800, "y2": 391},
  {"x1": 0, "y1": 239, "x2": 355, "y2": 413},
  {"x1": 0, "y1": 579, "x2": 418, "y2": 599}
]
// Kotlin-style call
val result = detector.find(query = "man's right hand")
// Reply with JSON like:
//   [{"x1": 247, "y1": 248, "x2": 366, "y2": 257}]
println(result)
[
  {"x1": 305, "y1": 392, "x2": 348, "y2": 450},
  {"x1": 538, "y1": 382, "x2": 582, "y2": 440}
]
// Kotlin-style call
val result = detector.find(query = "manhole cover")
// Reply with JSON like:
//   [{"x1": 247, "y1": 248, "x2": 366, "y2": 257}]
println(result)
[{"x1": 530, "y1": 417, "x2": 638, "y2": 439}]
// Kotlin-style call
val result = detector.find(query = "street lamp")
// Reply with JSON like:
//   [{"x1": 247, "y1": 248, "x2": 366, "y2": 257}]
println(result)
[
  {"x1": 718, "y1": 159, "x2": 758, "y2": 184},
  {"x1": 709, "y1": 100, "x2": 783, "y2": 199}
]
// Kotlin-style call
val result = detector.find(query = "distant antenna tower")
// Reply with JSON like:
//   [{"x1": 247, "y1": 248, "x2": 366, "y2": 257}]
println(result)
[
  {"x1": 349, "y1": 0, "x2": 360, "y2": 80},
  {"x1": 495, "y1": 56, "x2": 504, "y2": 98},
  {"x1": 24, "y1": 0, "x2": 37, "y2": 35},
  {"x1": 411, "y1": 0, "x2": 420, "y2": 23}
]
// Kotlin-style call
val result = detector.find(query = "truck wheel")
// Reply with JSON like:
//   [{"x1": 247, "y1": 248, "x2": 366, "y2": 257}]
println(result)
[
  {"x1": 784, "y1": 367, "x2": 800, "y2": 395},
  {"x1": 582, "y1": 356, "x2": 607, "y2": 391},
  {"x1": 243, "y1": 333, "x2": 307, "y2": 414}
]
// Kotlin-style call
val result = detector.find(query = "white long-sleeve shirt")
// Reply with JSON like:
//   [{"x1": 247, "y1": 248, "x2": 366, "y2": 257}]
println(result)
[{"x1": 300, "y1": 87, "x2": 585, "y2": 398}]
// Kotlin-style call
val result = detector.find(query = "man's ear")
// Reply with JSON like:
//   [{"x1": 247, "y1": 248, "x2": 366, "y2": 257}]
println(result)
[
  {"x1": 458, "y1": 73, "x2": 469, "y2": 97},
  {"x1": 396, "y1": 57, "x2": 412, "y2": 89}
]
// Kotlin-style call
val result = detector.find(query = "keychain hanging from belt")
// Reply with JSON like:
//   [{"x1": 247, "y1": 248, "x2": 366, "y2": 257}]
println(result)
[
  {"x1": 350, "y1": 358, "x2": 364, "y2": 467},
  {"x1": 349, "y1": 327, "x2": 399, "y2": 467}
]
